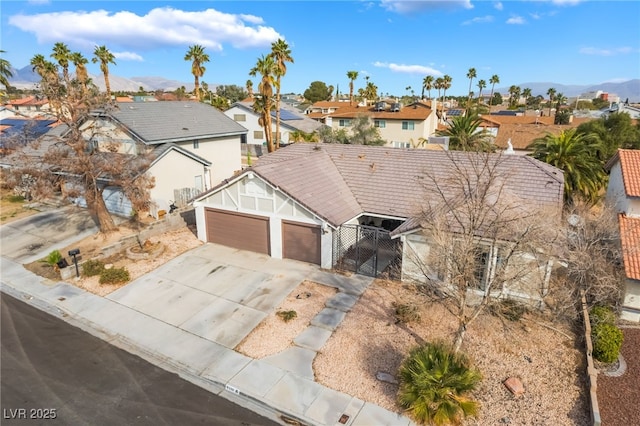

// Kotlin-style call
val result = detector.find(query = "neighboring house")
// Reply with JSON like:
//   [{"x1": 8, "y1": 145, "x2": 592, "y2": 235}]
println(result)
[
  {"x1": 4, "y1": 96, "x2": 50, "y2": 117},
  {"x1": 225, "y1": 100, "x2": 327, "y2": 156},
  {"x1": 605, "y1": 149, "x2": 640, "y2": 322},
  {"x1": 192, "y1": 143, "x2": 564, "y2": 304},
  {"x1": 600, "y1": 102, "x2": 640, "y2": 119},
  {"x1": 477, "y1": 114, "x2": 594, "y2": 154},
  {"x1": 3, "y1": 101, "x2": 246, "y2": 218},
  {"x1": 305, "y1": 100, "x2": 439, "y2": 148}
]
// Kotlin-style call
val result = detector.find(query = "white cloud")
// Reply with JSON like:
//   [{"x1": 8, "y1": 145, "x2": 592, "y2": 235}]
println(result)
[
  {"x1": 462, "y1": 15, "x2": 494, "y2": 25},
  {"x1": 113, "y1": 51, "x2": 144, "y2": 61},
  {"x1": 8, "y1": 7, "x2": 282, "y2": 53},
  {"x1": 506, "y1": 15, "x2": 526, "y2": 24},
  {"x1": 494, "y1": 2, "x2": 503, "y2": 11},
  {"x1": 580, "y1": 46, "x2": 637, "y2": 56},
  {"x1": 381, "y1": 0, "x2": 473, "y2": 14},
  {"x1": 529, "y1": 12, "x2": 541, "y2": 20},
  {"x1": 373, "y1": 61, "x2": 442, "y2": 75}
]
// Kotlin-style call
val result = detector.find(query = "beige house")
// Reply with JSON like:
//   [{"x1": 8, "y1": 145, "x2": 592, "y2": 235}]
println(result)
[
  {"x1": 193, "y1": 144, "x2": 565, "y2": 305},
  {"x1": 305, "y1": 100, "x2": 439, "y2": 148},
  {"x1": 78, "y1": 101, "x2": 247, "y2": 216},
  {"x1": 606, "y1": 149, "x2": 640, "y2": 322}
]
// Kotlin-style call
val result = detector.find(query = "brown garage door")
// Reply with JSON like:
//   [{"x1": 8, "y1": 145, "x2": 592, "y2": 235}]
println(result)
[
  {"x1": 205, "y1": 209, "x2": 270, "y2": 255},
  {"x1": 282, "y1": 221, "x2": 321, "y2": 265}
]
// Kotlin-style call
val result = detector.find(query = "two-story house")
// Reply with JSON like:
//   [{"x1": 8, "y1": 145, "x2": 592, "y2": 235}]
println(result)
[
  {"x1": 224, "y1": 100, "x2": 326, "y2": 156},
  {"x1": 606, "y1": 149, "x2": 640, "y2": 322},
  {"x1": 305, "y1": 100, "x2": 439, "y2": 148}
]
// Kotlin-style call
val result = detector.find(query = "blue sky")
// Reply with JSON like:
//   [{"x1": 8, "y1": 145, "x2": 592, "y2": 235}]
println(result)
[{"x1": 2, "y1": 0, "x2": 639, "y2": 96}]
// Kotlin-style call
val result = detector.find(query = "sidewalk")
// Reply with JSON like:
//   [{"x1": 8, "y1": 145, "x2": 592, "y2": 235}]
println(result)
[{"x1": 1, "y1": 246, "x2": 413, "y2": 426}]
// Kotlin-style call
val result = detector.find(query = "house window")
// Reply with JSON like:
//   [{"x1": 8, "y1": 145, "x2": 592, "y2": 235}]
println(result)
[
  {"x1": 393, "y1": 141, "x2": 410, "y2": 149},
  {"x1": 374, "y1": 120, "x2": 386, "y2": 128},
  {"x1": 194, "y1": 175, "x2": 203, "y2": 192},
  {"x1": 474, "y1": 248, "x2": 490, "y2": 290},
  {"x1": 254, "y1": 130, "x2": 264, "y2": 139},
  {"x1": 339, "y1": 119, "x2": 352, "y2": 127},
  {"x1": 234, "y1": 114, "x2": 246, "y2": 122},
  {"x1": 193, "y1": 140, "x2": 200, "y2": 149},
  {"x1": 402, "y1": 121, "x2": 415, "y2": 130}
]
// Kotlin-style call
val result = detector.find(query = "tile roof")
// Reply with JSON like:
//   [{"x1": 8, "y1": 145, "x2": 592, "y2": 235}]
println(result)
[
  {"x1": 619, "y1": 214, "x2": 640, "y2": 281},
  {"x1": 232, "y1": 101, "x2": 326, "y2": 134},
  {"x1": 106, "y1": 101, "x2": 247, "y2": 144},
  {"x1": 477, "y1": 114, "x2": 595, "y2": 150},
  {"x1": 7, "y1": 96, "x2": 49, "y2": 107},
  {"x1": 616, "y1": 149, "x2": 640, "y2": 197},
  {"x1": 244, "y1": 143, "x2": 564, "y2": 229},
  {"x1": 316, "y1": 104, "x2": 432, "y2": 121}
]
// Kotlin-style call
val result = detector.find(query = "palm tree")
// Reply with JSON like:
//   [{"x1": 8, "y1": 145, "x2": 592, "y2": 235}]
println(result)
[
  {"x1": 70, "y1": 52, "x2": 89, "y2": 95},
  {"x1": 270, "y1": 39, "x2": 293, "y2": 150},
  {"x1": 92, "y1": 45, "x2": 116, "y2": 100},
  {"x1": 30, "y1": 54, "x2": 58, "y2": 91},
  {"x1": 398, "y1": 341, "x2": 481, "y2": 426},
  {"x1": 488, "y1": 74, "x2": 500, "y2": 106},
  {"x1": 442, "y1": 74, "x2": 452, "y2": 111},
  {"x1": 434, "y1": 77, "x2": 444, "y2": 120},
  {"x1": 529, "y1": 128, "x2": 605, "y2": 204},
  {"x1": 423, "y1": 75, "x2": 434, "y2": 101},
  {"x1": 184, "y1": 44, "x2": 210, "y2": 101},
  {"x1": 555, "y1": 92, "x2": 567, "y2": 109},
  {"x1": 546, "y1": 87, "x2": 557, "y2": 116},
  {"x1": 476, "y1": 79, "x2": 486, "y2": 103},
  {"x1": 246, "y1": 79, "x2": 254, "y2": 98},
  {"x1": 466, "y1": 67, "x2": 476, "y2": 109},
  {"x1": 436, "y1": 114, "x2": 494, "y2": 152},
  {"x1": 51, "y1": 42, "x2": 71, "y2": 81},
  {"x1": 508, "y1": 85, "x2": 521, "y2": 108},
  {"x1": 249, "y1": 54, "x2": 278, "y2": 153},
  {"x1": 347, "y1": 71, "x2": 358, "y2": 105},
  {"x1": 522, "y1": 88, "x2": 532, "y2": 109},
  {"x1": 0, "y1": 50, "x2": 13, "y2": 90}
]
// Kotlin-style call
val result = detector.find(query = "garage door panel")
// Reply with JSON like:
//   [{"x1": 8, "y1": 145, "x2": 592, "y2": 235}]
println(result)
[
  {"x1": 205, "y1": 209, "x2": 270, "y2": 255},
  {"x1": 282, "y1": 221, "x2": 321, "y2": 265}
]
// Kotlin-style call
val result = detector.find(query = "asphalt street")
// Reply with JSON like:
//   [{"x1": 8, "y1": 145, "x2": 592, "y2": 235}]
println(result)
[{"x1": 0, "y1": 293, "x2": 279, "y2": 426}]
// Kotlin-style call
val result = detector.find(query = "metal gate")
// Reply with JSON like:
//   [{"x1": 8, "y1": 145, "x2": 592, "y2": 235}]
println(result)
[{"x1": 332, "y1": 224, "x2": 402, "y2": 279}]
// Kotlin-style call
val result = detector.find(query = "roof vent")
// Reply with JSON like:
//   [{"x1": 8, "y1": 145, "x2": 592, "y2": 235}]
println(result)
[
  {"x1": 182, "y1": 127, "x2": 189, "y2": 131},
  {"x1": 374, "y1": 102, "x2": 387, "y2": 111},
  {"x1": 391, "y1": 103, "x2": 401, "y2": 112}
]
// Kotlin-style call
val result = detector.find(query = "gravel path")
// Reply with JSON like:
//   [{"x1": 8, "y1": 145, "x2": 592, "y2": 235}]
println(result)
[{"x1": 598, "y1": 328, "x2": 640, "y2": 425}]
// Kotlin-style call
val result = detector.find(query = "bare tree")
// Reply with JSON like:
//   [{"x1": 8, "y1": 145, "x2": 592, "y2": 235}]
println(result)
[
  {"x1": 546, "y1": 203, "x2": 625, "y2": 318},
  {"x1": 403, "y1": 152, "x2": 562, "y2": 351},
  {"x1": 4, "y1": 45, "x2": 154, "y2": 233}
]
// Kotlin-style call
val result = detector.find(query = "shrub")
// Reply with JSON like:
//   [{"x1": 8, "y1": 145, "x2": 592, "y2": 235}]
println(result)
[
  {"x1": 44, "y1": 250, "x2": 63, "y2": 267},
  {"x1": 5, "y1": 194, "x2": 25, "y2": 203},
  {"x1": 592, "y1": 322, "x2": 624, "y2": 363},
  {"x1": 276, "y1": 310, "x2": 297, "y2": 323},
  {"x1": 398, "y1": 341, "x2": 482, "y2": 425},
  {"x1": 590, "y1": 305, "x2": 616, "y2": 326},
  {"x1": 82, "y1": 259, "x2": 105, "y2": 277},
  {"x1": 99, "y1": 267, "x2": 130, "y2": 285},
  {"x1": 489, "y1": 299, "x2": 528, "y2": 322},
  {"x1": 392, "y1": 302, "x2": 421, "y2": 324}
]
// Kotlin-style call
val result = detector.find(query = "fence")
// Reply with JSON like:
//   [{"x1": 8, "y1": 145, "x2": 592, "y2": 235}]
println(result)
[
  {"x1": 173, "y1": 187, "x2": 201, "y2": 208},
  {"x1": 332, "y1": 224, "x2": 402, "y2": 280},
  {"x1": 580, "y1": 289, "x2": 602, "y2": 426}
]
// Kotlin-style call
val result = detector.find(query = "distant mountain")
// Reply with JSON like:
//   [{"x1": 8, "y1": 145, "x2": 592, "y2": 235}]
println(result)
[
  {"x1": 496, "y1": 79, "x2": 640, "y2": 102},
  {"x1": 7, "y1": 66, "x2": 194, "y2": 92},
  {"x1": 130, "y1": 76, "x2": 196, "y2": 92}
]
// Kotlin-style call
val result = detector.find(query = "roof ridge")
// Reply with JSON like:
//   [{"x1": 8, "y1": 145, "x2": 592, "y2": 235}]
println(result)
[{"x1": 521, "y1": 155, "x2": 564, "y2": 184}]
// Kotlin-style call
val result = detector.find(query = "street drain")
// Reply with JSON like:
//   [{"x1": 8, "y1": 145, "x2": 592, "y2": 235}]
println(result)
[{"x1": 339, "y1": 414, "x2": 350, "y2": 424}]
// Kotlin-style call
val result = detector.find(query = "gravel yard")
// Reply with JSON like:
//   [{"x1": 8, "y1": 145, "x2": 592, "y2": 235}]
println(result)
[
  {"x1": 314, "y1": 278, "x2": 590, "y2": 425},
  {"x1": 597, "y1": 327, "x2": 640, "y2": 425}
]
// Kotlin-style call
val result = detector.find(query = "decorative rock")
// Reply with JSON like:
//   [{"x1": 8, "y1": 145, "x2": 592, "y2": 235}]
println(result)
[
  {"x1": 500, "y1": 416, "x2": 512, "y2": 424},
  {"x1": 376, "y1": 371, "x2": 399, "y2": 385},
  {"x1": 503, "y1": 377, "x2": 525, "y2": 397},
  {"x1": 104, "y1": 263, "x2": 113, "y2": 270}
]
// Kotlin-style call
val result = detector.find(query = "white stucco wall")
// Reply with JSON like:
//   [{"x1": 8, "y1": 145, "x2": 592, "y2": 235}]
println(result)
[
  {"x1": 175, "y1": 135, "x2": 241, "y2": 186},
  {"x1": 606, "y1": 162, "x2": 631, "y2": 214},
  {"x1": 331, "y1": 113, "x2": 438, "y2": 148},
  {"x1": 400, "y1": 232, "x2": 550, "y2": 304},
  {"x1": 194, "y1": 174, "x2": 333, "y2": 268},
  {"x1": 148, "y1": 150, "x2": 209, "y2": 215},
  {"x1": 621, "y1": 278, "x2": 640, "y2": 322}
]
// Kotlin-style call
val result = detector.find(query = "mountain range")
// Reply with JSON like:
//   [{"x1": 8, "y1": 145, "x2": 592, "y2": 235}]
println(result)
[{"x1": 7, "y1": 65, "x2": 640, "y2": 102}]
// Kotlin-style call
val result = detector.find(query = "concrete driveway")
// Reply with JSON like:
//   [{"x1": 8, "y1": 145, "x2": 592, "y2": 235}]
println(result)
[
  {"x1": 0, "y1": 206, "x2": 96, "y2": 263},
  {"x1": 106, "y1": 243, "x2": 320, "y2": 349}
]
